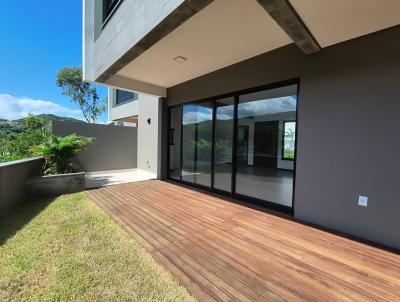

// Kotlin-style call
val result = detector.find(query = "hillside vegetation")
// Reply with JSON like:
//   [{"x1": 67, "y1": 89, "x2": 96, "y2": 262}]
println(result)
[
  {"x1": 12, "y1": 114, "x2": 82, "y2": 124},
  {"x1": 0, "y1": 115, "x2": 82, "y2": 163}
]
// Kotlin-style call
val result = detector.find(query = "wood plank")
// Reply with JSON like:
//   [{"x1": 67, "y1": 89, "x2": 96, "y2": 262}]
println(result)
[{"x1": 86, "y1": 180, "x2": 400, "y2": 302}]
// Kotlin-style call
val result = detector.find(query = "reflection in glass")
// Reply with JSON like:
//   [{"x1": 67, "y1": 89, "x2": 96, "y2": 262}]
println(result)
[
  {"x1": 213, "y1": 97, "x2": 234, "y2": 192},
  {"x1": 171, "y1": 84, "x2": 298, "y2": 211},
  {"x1": 181, "y1": 102, "x2": 213, "y2": 187},
  {"x1": 168, "y1": 107, "x2": 181, "y2": 180},
  {"x1": 282, "y1": 121, "x2": 296, "y2": 160},
  {"x1": 235, "y1": 85, "x2": 298, "y2": 207},
  {"x1": 182, "y1": 105, "x2": 196, "y2": 183},
  {"x1": 196, "y1": 102, "x2": 213, "y2": 187}
]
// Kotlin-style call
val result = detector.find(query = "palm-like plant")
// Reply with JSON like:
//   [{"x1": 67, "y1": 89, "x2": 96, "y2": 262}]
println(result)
[{"x1": 32, "y1": 134, "x2": 93, "y2": 175}]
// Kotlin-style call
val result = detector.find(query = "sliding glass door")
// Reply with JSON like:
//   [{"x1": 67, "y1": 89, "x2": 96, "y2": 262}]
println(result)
[
  {"x1": 168, "y1": 82, "x2": 298, "y2": 212},
  {"x1": 181, "y1": 102, "x2": 213, "y2": 188},
  {"x1": 181, "y1": 104, "x2": 196, "y2": 183},
  {"x1": 235, "y1": 85, "x2": 297, "y2": 207},
  {"x1": 195, "y1": 102, "x2": 213, "y2": 187},
  {"x1": 213, "y1": 97, "x2": 234, "y2": 193}
]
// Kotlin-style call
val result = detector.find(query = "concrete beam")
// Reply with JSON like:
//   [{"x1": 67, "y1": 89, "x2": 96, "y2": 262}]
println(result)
[
  {"x1": 105, "y1": 75, "x2": 167, "y2": 97},
  {"x1": 96, "y1": 0, "x2": 214, "y2": 83},
  {"x1": 257, "y1": 0, "x2": 321, "y2": 54}
]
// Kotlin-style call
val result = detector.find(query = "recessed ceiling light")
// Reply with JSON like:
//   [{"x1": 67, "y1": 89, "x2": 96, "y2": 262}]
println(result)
[{"x1": 173, "y1": 56, "x2": 188, "y2": 64}]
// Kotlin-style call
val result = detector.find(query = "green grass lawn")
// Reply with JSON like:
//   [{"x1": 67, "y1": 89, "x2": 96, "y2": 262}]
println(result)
[{"x1": 0, "y1": 193, "x2": 195, "y2": 302}]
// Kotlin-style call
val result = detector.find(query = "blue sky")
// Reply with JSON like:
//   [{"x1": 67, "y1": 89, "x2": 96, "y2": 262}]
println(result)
[{"x1": 0, "y1": 0, "x2": 107, "y2": 122}]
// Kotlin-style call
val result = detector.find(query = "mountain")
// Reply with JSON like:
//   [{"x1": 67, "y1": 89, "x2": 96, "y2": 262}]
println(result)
[{"x1": 13, "y1": 114, "x2": 82, "y2": 124}]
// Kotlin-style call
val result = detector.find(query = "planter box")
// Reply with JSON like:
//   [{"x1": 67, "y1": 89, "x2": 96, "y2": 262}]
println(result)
[{"x1": 25, "y1": 172, "x2": 86, "y2": 197}]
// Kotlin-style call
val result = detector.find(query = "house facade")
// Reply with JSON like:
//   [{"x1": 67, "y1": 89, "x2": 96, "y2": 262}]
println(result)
[
  {"x1": 107, "y1": 87, "x2": 162, "y2": 176},
  {"x1": 83, "y1": 0, "x2": 400, "y2": 249}
]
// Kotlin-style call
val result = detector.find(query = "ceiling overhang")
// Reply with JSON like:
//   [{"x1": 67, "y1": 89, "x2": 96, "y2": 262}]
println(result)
[
  {"x1": 288, "y1": 0, "x2": 400, "y2": 48},
  {"x1": 116, "y1": 0, "x2": 292, "y2": 89},
  {"x1": 95, "y1": 0, "x2": 400, "y2": 96},
  {"x1": 96, "y1": 0, "x2": 214, "y2": 84}
]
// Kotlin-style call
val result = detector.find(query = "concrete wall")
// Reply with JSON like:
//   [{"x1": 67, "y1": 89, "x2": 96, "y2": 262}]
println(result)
[
  {"x1": 51, "y1": 121, "x2": 137, "y2": 172},
  {"x1": 83, "y1": 0, "x2": 184, "y2": 85},
  {"x1": 166, "y1": 26, "x2": 400, "y2": 249},
  {"x1": 0, "y1": 157, "x2": 43, "y2": 217},
  {"x1": 137, "y1": 95, "x2": 162, "y2": 176}
]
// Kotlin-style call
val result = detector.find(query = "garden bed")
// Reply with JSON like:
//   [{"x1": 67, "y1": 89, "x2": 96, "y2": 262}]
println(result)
[{"x1": 25, "y1": 172, "x2": 86, "y2": 197}]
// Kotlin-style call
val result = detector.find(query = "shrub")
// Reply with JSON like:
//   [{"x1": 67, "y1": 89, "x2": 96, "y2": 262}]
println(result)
[{"x1": 32, "y1": 134, "x2": 93, "y2": 175}]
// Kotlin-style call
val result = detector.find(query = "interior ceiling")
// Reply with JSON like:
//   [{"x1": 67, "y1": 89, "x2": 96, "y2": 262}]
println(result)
[
  {"x1": 289, "y1": 0, "x2": 400, "y2": 47},
  {"x1": 117, "y1": 0, "x2": 292, "y2": 88},
  {"x1": 117, "y1": 0, "x2": 400, "y2": 89}
]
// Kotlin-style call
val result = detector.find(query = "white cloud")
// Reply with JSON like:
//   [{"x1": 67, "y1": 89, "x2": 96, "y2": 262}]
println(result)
[
  {"x1": 183, "y1": 110, "x2": 212, "y2": 125},
  {"x1": 0, "y1": 93, "x2": 83, "y2": 121},
  {"x1": 238, "y1": 96, "x2": 297, "y2": 118},
  {"x1": 181, "y1": 96, "x2": 297, "y2": 124}
]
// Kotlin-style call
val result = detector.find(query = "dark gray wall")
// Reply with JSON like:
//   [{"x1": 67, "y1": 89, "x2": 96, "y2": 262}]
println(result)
[
  {"x1": 52, "y1": 121, "x2": 137, "y2": 172},
  {"x1": 166, "y1": 26, "x2": 400, "y2": 249},
  {"x1": 0, "y1": 157, "x2": 43, "y2": 217}
]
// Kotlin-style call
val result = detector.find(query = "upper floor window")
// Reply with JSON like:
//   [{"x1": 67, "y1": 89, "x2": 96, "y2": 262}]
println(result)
[
  {"x1": 103, "y1": 0, "x2": 123, "y2": 23},
  {"x1": 116, "y1": 89, "x2": 138, "y2": 105}
]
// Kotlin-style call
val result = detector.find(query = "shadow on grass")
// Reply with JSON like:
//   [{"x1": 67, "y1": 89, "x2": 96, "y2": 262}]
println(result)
[{"x1": 0, "y1": 197, "x2": 57, "y2": 245}]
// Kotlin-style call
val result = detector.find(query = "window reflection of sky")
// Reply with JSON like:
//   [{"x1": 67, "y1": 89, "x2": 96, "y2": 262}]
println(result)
[
  {"x1": 182, "y1": 104, "x2": 212, "y2": 125},
  {"x1": 238, "y1": 96, "x2": 297, "y2": 119},
  {"x1": 182, "y1": 95, "x2": 297, "y2": 124}
]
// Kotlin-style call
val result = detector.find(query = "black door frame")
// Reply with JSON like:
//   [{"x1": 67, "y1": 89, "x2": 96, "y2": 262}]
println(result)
[{"x1": 167, "y1": 78, "x2": 300, "y2": 215}]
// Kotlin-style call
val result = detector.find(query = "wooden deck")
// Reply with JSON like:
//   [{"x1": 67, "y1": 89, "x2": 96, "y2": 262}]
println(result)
[{"x1": 87, "y1": 180, "x2": 400, "y2": 302}]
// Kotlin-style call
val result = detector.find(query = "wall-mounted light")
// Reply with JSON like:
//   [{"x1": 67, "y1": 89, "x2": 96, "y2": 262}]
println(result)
[{"x1": 173, "y1": 56, "x2": 188, "y2": 64}]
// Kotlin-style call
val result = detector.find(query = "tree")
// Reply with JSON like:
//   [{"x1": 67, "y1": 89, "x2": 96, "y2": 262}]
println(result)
[
  {"x1": 0, "y1": 115, "x2": 48, "y2": 162},
  {"x1": 56, "y1": 67, "x2": 105, "y2": 123}
]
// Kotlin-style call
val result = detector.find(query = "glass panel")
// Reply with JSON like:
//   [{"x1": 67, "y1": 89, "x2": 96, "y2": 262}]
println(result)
[
  {"x1": 195, "y1": 102, "x2": 213, "y2": 187},
  {"x1": 236, "y1": 85, "x2": 297, "y2": 207},
  {"x1": 282, "y1": 121, "x2": 296, "y2": 160},
  {"x1": 182, "y1": 104, "x2": 196, "y2": 183},
  {"x1": 103, "y1": 0, "x2": 120, "y2": 21},
  {"x1": 116, "y1": 89, "x2": 137, "y2": 105},
  {"x1": 168, "y1": 107, "x2": 181, "y2": 180},
  {"x1": 181, "y1": 102, "x2": 213, "y2": 187},
  {"x1": 213, "y1": 97, "x2": 234, "y2": 192}
]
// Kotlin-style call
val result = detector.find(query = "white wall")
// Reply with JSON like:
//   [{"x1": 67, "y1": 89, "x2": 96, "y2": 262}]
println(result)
[
  {"x1": 137, "y1": 95, "x2": 161, "y2": 175},
  {"x1": 107, "y1": 87, "x2": 161, "y2": 176}
]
